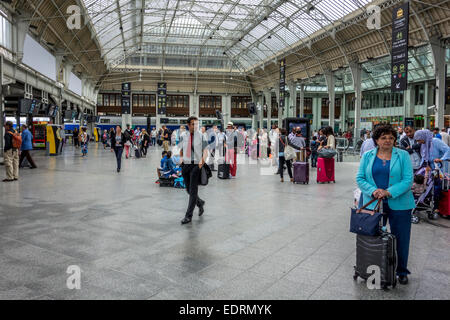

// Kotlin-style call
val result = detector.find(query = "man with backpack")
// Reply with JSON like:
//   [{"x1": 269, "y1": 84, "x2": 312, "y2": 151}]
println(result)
[{"x1": 3, "y1": 121, "x2": 20, "y2": 182}]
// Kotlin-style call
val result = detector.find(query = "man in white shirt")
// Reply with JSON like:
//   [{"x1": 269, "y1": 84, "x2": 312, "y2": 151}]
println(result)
[
  {"x1": 441, "y1": 128, "x2": 450, "y2": 147},
  {"x1": 179, "y1": 116, "x2": 208, "y2": 225}
]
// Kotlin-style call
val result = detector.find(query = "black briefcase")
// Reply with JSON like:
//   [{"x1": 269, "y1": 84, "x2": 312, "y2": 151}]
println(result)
[
  {"x1": 353, "y1": 232, "x2": 398, "y2": 289},
  {"x1": 199, "y1": 164, "x2": 212, "y2": 186}
]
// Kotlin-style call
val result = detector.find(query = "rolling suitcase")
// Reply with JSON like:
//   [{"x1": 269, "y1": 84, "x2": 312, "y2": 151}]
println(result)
[
  {"x1": 218, "y1": 163, "x2": 230, "y2": 179},
  {"x1": 293, "y1": 162, "x2": 309, "y2": 184},
  {"x1": 317, "y1": 157, "x2": 335, "y2": 183},
  {"x1": 439, "y1": 190, "x2": 450, "y2": 217},
  {"x1": 354, "y1": 232, "x2": 397, "y2": 290},
  {"x1": 134, "y1": 147, "x2": 141, "y2": 158}
]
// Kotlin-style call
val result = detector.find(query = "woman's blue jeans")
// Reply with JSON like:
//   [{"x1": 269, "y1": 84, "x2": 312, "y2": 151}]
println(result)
[
  {"x1": 115, "y1": 147, "x2": 123, "y2": 170},
  {"x1": 382, "y1": 202, "x2": 412, "y2": 276}
]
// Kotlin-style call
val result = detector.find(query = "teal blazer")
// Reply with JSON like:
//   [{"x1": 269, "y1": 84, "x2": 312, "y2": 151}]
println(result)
[{"x1": 356, "y1": 147, "x2": 415, "y2": 210}]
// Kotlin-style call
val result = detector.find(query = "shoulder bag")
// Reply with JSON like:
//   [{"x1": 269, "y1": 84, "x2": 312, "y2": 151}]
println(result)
[
  {"x1": 350, "y1": 198, "x2": 384, "y2": 236},
  {"x1": 280, "y1": 137, "x2": 296, "y2": 161}
]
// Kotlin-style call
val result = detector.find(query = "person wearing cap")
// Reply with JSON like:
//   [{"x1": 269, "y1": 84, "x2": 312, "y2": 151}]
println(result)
[{"x1": 225, "y1": 122, "x2": 238, "y2": 177}]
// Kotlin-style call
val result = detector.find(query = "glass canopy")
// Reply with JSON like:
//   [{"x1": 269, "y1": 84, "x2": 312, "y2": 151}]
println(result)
[
  {"x1": 81, "y1": 0, "x2": 372, "y2": 73},
  {"x1": 296, "y1": 45, "x2": 446, "y2": 93}
]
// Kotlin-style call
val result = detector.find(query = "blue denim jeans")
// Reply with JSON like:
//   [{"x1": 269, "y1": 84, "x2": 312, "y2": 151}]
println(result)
[{"x1": 115, "y1": 147, "x2": 123, "y2": 170}]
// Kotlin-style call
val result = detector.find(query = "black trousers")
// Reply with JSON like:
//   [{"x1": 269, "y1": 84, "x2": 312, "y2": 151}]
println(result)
[
  {"x1": 19, "y1": 150, "x2": 37, "y2": 168},
  {"x1": 278, "y1": 156, "x2": 292, "y2": 179},
  {"x1": 182, "y1": 164, "x2": 204, "y2": 218}
]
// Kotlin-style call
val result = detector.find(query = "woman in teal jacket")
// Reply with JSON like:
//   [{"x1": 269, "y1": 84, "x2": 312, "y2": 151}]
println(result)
[{"x1": 356, "y1": 124, "x2": 415, "y2": 285}]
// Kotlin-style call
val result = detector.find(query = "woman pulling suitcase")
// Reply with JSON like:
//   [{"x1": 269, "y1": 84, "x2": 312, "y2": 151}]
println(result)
[{"x1": 356, "y1": 124, "x2": 415, "y2": 285}]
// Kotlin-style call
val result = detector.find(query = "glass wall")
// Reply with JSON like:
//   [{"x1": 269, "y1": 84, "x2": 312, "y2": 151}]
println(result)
[{"x1": 0, "y1": 12, "x2": 11, "y2": 50}]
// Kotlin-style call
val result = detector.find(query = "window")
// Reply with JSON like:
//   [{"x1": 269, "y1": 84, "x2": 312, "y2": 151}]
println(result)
[
  {"x1": 0, "y1": 14, "x2": 12, "y2": 50},
  {"x1": 415, "y1": 84, "x2": 424, "y2": 106},
  {"x1": 97, "y1": 94, "x2": 103, "y2": 106},
  {"x1": 232, "y1": 96, "x2": 252, "y2": 109},
  {"x1": 321, "y1": 98, "x2": 329, "y2": 119},
  {"x1": 199, "y1": 96, "x2": 222, "y2": 109},
  {"x1": 297, "y1": 97, "x2": 312, "y2": 114},
  {"x1": 167, "y1": 95, "x2": 189, "y2": 108}
]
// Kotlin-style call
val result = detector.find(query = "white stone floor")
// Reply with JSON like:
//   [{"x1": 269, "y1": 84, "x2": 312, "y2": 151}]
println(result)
[{"x1": 0, "y1": 143, "x2": 449, "y2": 300}]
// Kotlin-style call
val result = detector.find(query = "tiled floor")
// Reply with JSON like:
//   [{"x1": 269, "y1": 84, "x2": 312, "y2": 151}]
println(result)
[{"x1": 0, "y1": 143, "x2": 449, "y2": 300}]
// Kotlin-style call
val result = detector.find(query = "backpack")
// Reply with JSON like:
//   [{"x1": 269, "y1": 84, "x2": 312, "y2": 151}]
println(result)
[{"x1": 9, "y1": 131, "x2": 22, "y2": 149}]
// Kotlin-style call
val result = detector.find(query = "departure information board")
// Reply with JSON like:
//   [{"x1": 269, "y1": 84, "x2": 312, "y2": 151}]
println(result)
[{"x1": 391, "y1": 3, "x2": 409, "y2": 92}]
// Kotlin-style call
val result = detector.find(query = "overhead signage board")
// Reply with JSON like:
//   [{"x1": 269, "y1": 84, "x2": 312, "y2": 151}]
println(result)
[
  {"x1": 157, "y1": 82, "x2": 167, "y2": 115},
  {"x1": 279, "y1": 59, "x2": 286, "y2": 109},
  {"x1": 121, "y1": 82, "x2": 131, "y2": 114},
  {"x1": 391, "y1": 3, "x2": 409, "y2": 92}
]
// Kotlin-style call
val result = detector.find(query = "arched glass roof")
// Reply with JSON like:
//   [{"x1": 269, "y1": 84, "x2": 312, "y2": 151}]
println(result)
[{"x1": 81, "y1": 0, "x2": 372, "y2": 73}]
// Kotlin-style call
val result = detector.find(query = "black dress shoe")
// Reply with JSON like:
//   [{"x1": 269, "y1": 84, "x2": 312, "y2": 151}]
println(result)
[
  {"x1": 398, "y1": 275, "x2": 408, "y2": 285},
  {"x1": 198, "y1": 201, "x2": 205, "y2": 216},
  {"x1": 181, "y1": 217, "x2": 192, "y2": 225}
]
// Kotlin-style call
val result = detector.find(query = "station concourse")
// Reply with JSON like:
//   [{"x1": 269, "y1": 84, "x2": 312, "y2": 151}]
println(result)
[{"x1": 0, "y1": 0, "x2": 449, "y2": 300}]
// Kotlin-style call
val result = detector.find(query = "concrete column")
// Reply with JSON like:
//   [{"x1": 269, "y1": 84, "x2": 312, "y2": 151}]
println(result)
[
  {"x1": 63, "y1": 63, "x2": 74, "y2": 89},
  {"x1": 264, "y1": 89, "x2": 272, "y2": 129},
  {"x1": 431, "y1": 39, "x2": 446, "y2": 129},
  {"x1": 193, "y1": 94, "x2": 199, "y2": 117},
  {"x1": 424, "y1": 82, "x2": 431, "y2": 129},
  {"x1": 350, "y1": 63, "x2": 362, "y2": 143},
  {"x1": 404, "y1": 85, "x2": 415, "y2": 126},
  {"x1": 299, "y1": 84, "x2": 305, "y2": 118},
  {"x1": 13, "y1": 18, "x2": 28, "y2": 63},
  {"x1": 226, "y1": 95, "x2": 232, "y2": 126},
  {"x1": 275, "y1": 86, "x2": 282, "y2": 127},
  {"x1": 189, "y1": 93, "x2": 194, "y2": 116},
  {"x1": 325, "y1": 72, "x2": 335, "y2": 129},
  {"x1": 221, "y1": 94, "x2": 226, "y2": 125},
  {"x1": 122, "y1": 92, "x2": 132, "y2": 130},
  {"x1": 288, "y1": 82, "x2": 297, "y2": 118},
  {"x1": 341, "y1": 93, "x2": 347, "y2": 132},
  {"x1": 313, "y1": 96, "x2": 322, "y2": 131},
  {"x1": 55, "y1": 54, "x2": 64, "y2": 83},
  {"x1": 0, "y1": 55, "x2": 4, "y2": 159},
  {"x1": 256, "y1": 93, "x2": 263, "y2": 129}
]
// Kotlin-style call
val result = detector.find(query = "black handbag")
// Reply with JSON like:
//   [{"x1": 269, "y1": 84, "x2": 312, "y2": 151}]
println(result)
[
  {"x1": 350, "y1": 198, "x2": 383, "y2": 236},
  {"x1": 199, "y1": 164, "x2": 212, "y2": 186}
]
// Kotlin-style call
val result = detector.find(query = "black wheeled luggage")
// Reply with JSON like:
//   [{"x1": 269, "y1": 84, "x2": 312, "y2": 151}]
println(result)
[
  {"x1": 218, "y1": 163, "x2": 230, "y2": 179},
  {"x1": 134, "y1": 147, "x2": 141, "y2": 158},
  {"x1": 159, "y1": 177, "x2": 174, "y2": 187},
  {"x1": 354, "y1": 232, "x2": 397, "y2": 289}
]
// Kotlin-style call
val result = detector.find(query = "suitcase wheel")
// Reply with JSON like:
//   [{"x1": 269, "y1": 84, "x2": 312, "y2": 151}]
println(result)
[{"x1": 411, "y1": 215, "x2": 420, "y2": 224}]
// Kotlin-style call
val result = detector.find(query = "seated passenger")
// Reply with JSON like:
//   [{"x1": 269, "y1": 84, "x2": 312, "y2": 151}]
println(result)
[
  {"x1": 162, "y1": 151, "x2": 179, "y2": 178},
  {"x1": 156, "y1": 151, "x2": 168, "y2": 183}
]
